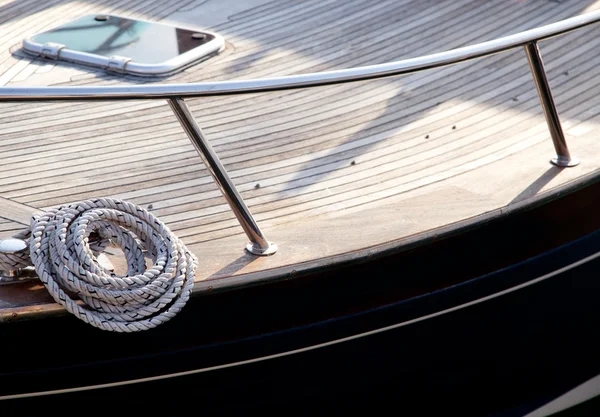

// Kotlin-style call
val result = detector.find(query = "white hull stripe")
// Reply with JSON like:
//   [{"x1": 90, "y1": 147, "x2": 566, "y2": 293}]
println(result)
[
  {"x1": 524, "y1": 373, "x2": 600, "y2": 417},
  {"x1": 2, "y1": 249, "x2": 600, "y2": 401}
]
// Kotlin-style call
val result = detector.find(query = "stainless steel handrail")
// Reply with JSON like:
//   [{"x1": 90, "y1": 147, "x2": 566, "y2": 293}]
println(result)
[
  {"x1": 524, "y1": 42, "x2": 579, "y2": 167},
  {"x1": 1, "y1": 10, "x2": 598, "y2": 255},
  {"x1": 167, "y1": 98, "x2": 277, "y2": 255},
  {"x1": 0, "y1": 10, "x2": 599, "y2": 100}
]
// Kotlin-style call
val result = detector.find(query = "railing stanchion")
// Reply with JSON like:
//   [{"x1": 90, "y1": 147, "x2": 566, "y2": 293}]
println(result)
[
  {"x1": 524, "y1": 41, "x2": 579, "y2": 167},
  {"x1": 167, "y1": 97, "x2": 277, "y2": 256}
]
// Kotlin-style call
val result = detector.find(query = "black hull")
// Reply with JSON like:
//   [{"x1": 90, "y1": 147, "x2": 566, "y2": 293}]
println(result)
[{"x1": 3, "y1": 176, "x2": 600, "y2": 416}]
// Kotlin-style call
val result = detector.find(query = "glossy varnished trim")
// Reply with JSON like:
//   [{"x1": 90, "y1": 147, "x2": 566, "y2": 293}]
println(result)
[
  {"x1": 3, "y1": 167, "x2": 600, "y2": 322},
  {"x1": 190, "y1": 168, "x2": 600, "y2": 295}
]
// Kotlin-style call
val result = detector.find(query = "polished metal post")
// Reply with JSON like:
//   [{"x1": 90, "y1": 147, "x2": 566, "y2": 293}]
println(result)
[
  {"x1": 0, "y1": 238, "x2": 38, "y2": 284},
  {"x1": 167, "y1": 98, "x2": 277, "y2": 256},
  {"x1": 524, "y1": 42, "x2": 579, "y2": 167}
]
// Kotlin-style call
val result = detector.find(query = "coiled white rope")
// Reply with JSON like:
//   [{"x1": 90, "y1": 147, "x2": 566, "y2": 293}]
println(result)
[{"x1": 0, "y1": 198, "x2": 197, "y2": 333}]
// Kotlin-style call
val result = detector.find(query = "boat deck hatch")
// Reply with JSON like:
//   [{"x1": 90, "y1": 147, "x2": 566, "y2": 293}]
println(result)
[{"x1": 22, "y1": 14, "x2": 225, "y2": 76}]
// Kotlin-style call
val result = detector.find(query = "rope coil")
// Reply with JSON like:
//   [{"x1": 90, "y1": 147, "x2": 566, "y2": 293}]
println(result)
[{"x1": 1, "y1": 198, "x2": 197, "y2": 333}]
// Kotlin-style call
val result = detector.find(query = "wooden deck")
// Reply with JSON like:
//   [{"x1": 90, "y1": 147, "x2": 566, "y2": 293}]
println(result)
[{"x1": 2, "y1": 0, "x2": 600, "y2": 312}]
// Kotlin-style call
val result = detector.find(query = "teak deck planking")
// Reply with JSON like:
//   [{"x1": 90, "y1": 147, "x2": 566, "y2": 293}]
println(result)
[{"x1": 2, "y1": 0, "x2": 600, "y2": 313}]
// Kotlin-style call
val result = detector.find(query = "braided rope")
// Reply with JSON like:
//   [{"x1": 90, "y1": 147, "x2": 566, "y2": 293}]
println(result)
[
  {"x1": 0, "y1": 249, "x2": 29, "y2": 271},
  {"x1": 1, "y1": 198, "x2": 197, "y2": 333}
]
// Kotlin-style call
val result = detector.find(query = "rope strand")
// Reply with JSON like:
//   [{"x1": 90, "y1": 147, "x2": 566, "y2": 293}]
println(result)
[{"x1": 0, "y1": 198, "x2": 196, "y2": 333}]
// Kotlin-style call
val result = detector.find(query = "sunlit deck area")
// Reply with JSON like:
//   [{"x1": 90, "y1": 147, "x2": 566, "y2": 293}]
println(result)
[{"x1": 2, "y1": 0, "x2": 600, "y2": 313}]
